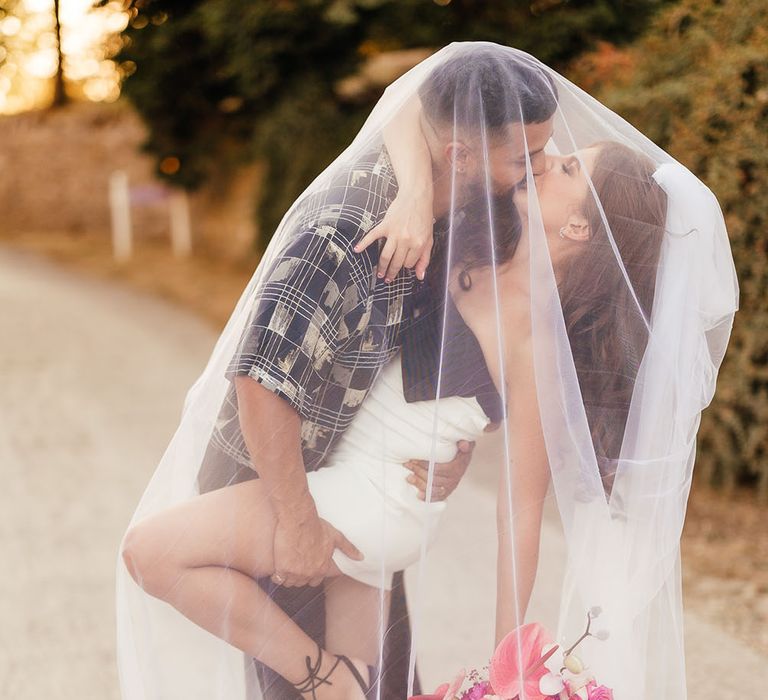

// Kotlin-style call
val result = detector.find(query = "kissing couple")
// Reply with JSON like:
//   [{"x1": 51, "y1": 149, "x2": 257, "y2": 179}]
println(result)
[{"x1": 117, "y1": 42, "x2": 737, "y2": 700}]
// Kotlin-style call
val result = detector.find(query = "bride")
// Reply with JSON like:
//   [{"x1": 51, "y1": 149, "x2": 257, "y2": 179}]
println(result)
[{"x1": 117, "y1": 43, "x2": 737, "y2": 700}]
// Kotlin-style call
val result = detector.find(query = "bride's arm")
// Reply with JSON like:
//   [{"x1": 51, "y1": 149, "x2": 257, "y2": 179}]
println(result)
[
  {"x1": 495, "y1": 336, "x2": 551, "y2": 645},
  {"x1": 354, "y1": 95, "x2": 435, "y2": 282}
]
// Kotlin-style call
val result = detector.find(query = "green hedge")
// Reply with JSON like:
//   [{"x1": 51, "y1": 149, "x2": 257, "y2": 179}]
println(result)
[
  {"x1": 111, "y1": 0, "x2": 669, "y2": 247},
  {"x1": 569, "y1": 0, "x2": 768, "y2": 498}
]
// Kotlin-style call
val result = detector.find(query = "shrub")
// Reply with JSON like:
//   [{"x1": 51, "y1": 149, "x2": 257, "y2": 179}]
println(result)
[{"x1": 569, "y1": 0, "x2": 768, "y2": 499}]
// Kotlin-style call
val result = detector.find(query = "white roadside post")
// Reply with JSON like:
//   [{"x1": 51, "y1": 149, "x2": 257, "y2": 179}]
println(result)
[
  {"x1": 109, "y1": 170, "x2": 132, "y2": 262},
  {"x1": 169, "y1": 189, "x2": 192, "y2": 258}
]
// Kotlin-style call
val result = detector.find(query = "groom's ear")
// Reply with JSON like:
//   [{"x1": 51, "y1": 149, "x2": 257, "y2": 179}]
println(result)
[{"x1": 445, "y1": 141, "x2": 472, "y2": 174}]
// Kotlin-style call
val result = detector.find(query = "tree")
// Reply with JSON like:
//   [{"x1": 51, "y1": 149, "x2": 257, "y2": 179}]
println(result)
[
  {"x1": 51, "y1": 0, "x2": 65, "y2": 106},
  {"x1": 569, "y1": 0, "x2": 768, "y2": 498},
  {"x1": 108, "y1": 0, "x2": 670, "y2": 243}
]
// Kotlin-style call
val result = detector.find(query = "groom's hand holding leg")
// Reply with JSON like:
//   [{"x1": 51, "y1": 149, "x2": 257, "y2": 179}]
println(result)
[
  {"x1": 272, "y1": 511, "x2": 364, "y2": 588},
  {"x1": 234, "y1": 376, "x2": 363, "y2": 589},
  {"x1": 403, "y1": 439, "x2": 475, "y2": 502}
]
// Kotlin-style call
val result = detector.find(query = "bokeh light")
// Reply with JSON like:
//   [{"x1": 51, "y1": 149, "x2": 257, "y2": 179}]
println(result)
[{"x1": 0, "y1": 0, "x2": 127, "y2": 113}]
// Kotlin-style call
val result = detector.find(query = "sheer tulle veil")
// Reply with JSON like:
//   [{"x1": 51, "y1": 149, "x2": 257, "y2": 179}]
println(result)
[{"x1": 116, "y1": 41, "x2": 738, "y2": 700}]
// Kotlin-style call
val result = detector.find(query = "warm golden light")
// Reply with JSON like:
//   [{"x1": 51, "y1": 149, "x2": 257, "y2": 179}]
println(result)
[
  {"x1": 1, "y1": 16, "x2": 23, "y2": 36},
  {"x1": 0, "y1": 0, "x2": 127, "y2": 113},
  {"x1": 159, "y1": 156, "x2": 181, "y2": 175}
]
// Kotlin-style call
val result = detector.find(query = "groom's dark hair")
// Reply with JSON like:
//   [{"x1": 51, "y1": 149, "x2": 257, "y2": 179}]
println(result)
[{"x1": 418, "y1": 45, "x2": 558, "y2": 133}]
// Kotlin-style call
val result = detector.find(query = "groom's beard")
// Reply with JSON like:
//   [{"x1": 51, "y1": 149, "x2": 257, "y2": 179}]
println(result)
[
  {"x1": 454, "y1": 174, "x2": 518, "y2": 212},
  {"x1": 436, "y1": 176, "x2": 522, "y2": 271}
]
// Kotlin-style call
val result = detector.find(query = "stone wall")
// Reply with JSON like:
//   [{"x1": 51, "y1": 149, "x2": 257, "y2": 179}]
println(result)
[{"x1": 0, "y1": 100, "x2": 261, "y2": 260}]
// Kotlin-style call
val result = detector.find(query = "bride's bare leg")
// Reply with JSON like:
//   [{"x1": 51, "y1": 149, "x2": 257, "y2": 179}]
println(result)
[
  {"x1": 121, "y1": 480, "x2": 367, "y2": 699},
  {"x1": 323, "y1": 575, "x2": 392, "y2": 666}
]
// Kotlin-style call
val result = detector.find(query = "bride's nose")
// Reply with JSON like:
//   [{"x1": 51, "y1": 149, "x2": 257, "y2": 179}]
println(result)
[
  {"x1": 537, "y1": 153, "x2": 568, "y2": 179},
  {"x1": 530, "y1": 150, "x2": 547, "y2": 177},
  {"x1": 543, "y1": 154, "x2": 561, "y2": 172},
  {"x1": 533, "y1": 154, "x2": 556, "y2": 180}
]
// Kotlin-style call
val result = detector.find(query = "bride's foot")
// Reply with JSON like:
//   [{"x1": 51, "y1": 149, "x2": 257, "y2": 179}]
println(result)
[
  {"x1": 328, "y1": 655, "x2": 373, "y2": 700},
  {"x1": 291, "y1": 642, "x2": 374, "y2": 700}
]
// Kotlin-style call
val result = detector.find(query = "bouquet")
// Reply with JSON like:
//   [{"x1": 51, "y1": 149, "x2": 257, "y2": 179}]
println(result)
[{"x1": 409, "y1": 608, "x2": 614, "y2": 700}]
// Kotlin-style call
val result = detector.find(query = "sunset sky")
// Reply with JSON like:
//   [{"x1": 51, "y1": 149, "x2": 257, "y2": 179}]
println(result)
[{"x1": 0, "y1": 0, "x2": 127, "y2": 113}]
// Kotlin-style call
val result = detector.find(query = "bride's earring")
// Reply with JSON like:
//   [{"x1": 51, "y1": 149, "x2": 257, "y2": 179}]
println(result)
[{"x1": 560, "y1": 215, "x2": 590, "y2": 242}]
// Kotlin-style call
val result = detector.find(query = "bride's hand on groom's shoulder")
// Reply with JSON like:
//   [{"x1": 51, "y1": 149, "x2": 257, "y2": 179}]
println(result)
[
  {"x1": 404, "y1": 440, "x2": 475, "y2": 502},
  {"x1": 271, "y1": 511, "x2": 364, "y2": 588},
  {"x1": 354, "y1": 189, "x2": 434, "y2": 283}
]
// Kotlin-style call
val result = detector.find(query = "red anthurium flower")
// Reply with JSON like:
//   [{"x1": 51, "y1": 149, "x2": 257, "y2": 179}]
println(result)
[
  {"x1": 408, "y1": 684, "x2": 448, "y2": 700},
  {"x1": 409, "y1": 670, "x2": 466, "y2": 700},
  {"x1": 489, "y1": 623, "x2": 557, "y2": 699}
]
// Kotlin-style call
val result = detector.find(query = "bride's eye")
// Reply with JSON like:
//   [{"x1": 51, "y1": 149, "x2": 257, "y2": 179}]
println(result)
[{"x1": 562, "y1": 161, "x2": 575, "y2": 176}]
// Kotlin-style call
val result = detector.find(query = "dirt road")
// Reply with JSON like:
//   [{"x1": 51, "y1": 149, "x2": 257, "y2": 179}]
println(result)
[
  {"x1": 0, "y1": 248, "x2": 214, "y2": 699},
  {"x1": 1, "y1": 247, "x2": 764, "y2": 699}
]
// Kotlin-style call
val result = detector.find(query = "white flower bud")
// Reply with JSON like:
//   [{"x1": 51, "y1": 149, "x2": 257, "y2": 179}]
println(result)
[{"x1": 565, "y1": 654, "x2": 583, "y2": 674}]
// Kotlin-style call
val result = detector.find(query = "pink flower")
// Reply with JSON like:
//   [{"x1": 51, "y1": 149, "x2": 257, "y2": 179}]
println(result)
[
  {"x1": 489, "y1": 623, "x2": 557, "y2": 700},
  {"x1": 587, "y1": 685, "x2": 614, "y2": 700},
  {"x1": 408, "y1": 685, "x2": 449, "y2": 700},
  {"x1": 408, "y1": 669, "x2": 467, "y2": 700},
  {"x1": 459, "y1": 680, "x2": 493, "y2": 700}
]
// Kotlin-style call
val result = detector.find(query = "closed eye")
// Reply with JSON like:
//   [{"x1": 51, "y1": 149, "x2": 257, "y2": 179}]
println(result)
[{"x1": 562, "y1": 158, "x2": 579, "y2": 176}]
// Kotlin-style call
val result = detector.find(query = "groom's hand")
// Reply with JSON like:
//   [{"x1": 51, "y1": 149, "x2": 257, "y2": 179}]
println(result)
[
  {"x1": 403, "y1": 440, "x2": 475, "y2": 502},
  {"x1": 272, "y1": 506, "x2": 364, "y2": 588}
]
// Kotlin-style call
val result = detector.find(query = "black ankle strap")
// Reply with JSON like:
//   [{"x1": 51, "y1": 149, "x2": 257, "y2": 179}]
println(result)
[
  {"x1": 290, "y1": 642, "x2": 342, "y2": 700},
  {"x1": 336, "y1": 655, "x2": 379, "y2": 696}
]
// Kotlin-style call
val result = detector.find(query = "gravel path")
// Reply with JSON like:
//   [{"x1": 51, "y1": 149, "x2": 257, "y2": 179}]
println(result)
[
  {"x1": 0, "y1": 248, "x2": 215, "y2": 699},
  {"x1": 1, "y1": 246, "x2": 764, "y2": 699}
]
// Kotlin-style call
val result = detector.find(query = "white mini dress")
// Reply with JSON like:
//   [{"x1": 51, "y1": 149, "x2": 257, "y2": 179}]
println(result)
[{"x1": 305, "y1": 355, "x2": 489, "y2": 590}]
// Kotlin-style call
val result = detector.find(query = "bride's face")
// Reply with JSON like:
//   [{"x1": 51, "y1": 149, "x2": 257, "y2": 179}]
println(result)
[{"x1": 513, "y1": 147, "x2": 600, "y2": 239}]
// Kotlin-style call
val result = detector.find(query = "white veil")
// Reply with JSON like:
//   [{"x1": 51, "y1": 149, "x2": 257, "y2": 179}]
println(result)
[
  {"x1": 116, "y1": 42, "x2": 738, "y2": 700},
  {"x1": 543, "y1": 159, "x2": 738, "y2": 699}
]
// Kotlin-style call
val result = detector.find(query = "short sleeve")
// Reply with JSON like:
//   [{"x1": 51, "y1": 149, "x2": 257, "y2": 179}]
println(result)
[{"x1": 225, "y1": 226, "x2": 363, "y2": 417}]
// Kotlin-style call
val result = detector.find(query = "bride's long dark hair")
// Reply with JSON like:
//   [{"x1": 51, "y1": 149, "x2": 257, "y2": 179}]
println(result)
[
  {"x1": 433, "y1": 141, "x2": 667, "y2": 494},
  {"x1": 559, "y1": 142, "x2": 667, "y2": 491},
  {"x1": 426, "y1": 191, "x2": 522, "y2": 293}
]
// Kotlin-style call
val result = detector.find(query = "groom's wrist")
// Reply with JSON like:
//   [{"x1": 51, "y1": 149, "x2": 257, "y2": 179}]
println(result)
[{"x1": 272, "y1": 488, "x2": 317, "y2": 523}]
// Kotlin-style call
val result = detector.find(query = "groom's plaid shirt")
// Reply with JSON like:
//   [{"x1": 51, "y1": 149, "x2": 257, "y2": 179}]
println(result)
[
  {"x1": 204, "y1": 146, "x2": 413, "y2": 474},
  {"x1": 200, "y1": 145, "x2": 502, "y2": 484}
]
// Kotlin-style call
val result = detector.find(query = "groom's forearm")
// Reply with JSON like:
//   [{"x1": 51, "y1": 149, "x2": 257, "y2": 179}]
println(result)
[{"x1": 234, "y1": 376, "x2": 317, "y2": 521}]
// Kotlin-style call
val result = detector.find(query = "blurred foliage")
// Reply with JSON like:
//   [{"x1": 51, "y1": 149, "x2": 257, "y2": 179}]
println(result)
[
  {"x1": 569, "y1": 0, "x2": 768, "y2": 499},
  {"x1": 106, "y1": 0, "x2": 669, "y2": 244},
  {"x1": 0, "y1": 0, "x2": 22, "y2": 71}
]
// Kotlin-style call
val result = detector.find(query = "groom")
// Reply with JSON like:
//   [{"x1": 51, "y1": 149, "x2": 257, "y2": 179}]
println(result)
[{"x1": 197, "y1": 45, "x2": 557, "y2": 700}]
